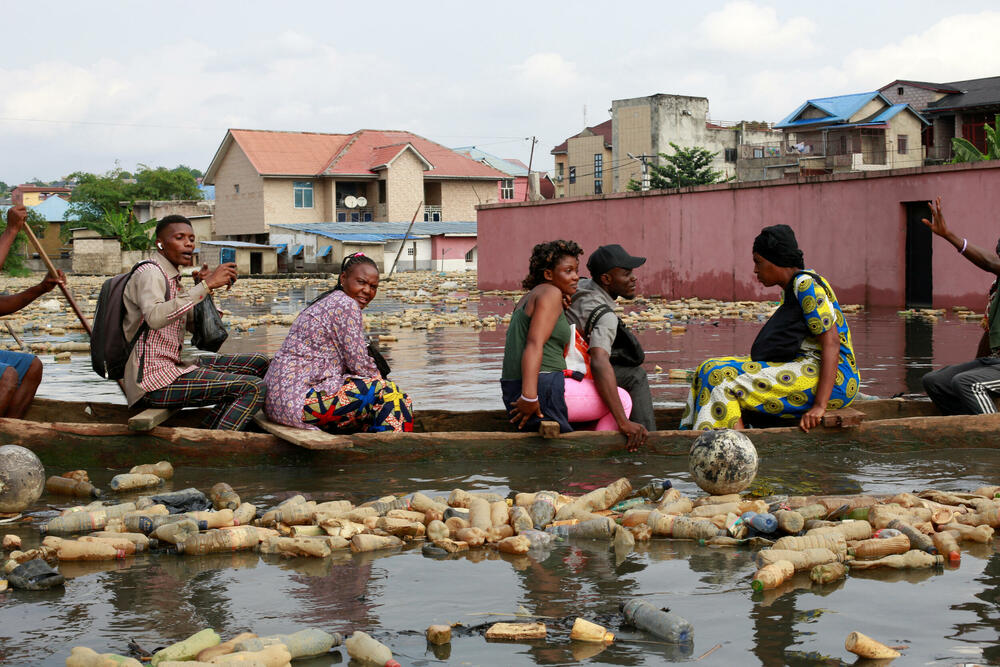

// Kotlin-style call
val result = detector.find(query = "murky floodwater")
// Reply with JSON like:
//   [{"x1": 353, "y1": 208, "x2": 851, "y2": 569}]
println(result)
[{"x1": 5, "y1": 285, "x2": 1000, "y2": 665}]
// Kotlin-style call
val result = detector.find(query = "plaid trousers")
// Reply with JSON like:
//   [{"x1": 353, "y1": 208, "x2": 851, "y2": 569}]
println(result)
[{"x1": 143, "y1": 354, "x2": 269, "y2": 431}]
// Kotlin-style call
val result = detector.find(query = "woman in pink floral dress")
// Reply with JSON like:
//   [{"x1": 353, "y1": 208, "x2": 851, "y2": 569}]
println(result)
[{"x1": 264, "y1": 253, "x2": 413, "y2": 433}]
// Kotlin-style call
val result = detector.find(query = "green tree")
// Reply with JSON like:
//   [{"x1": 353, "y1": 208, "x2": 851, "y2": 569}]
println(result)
[
  {"x1": 0, "y1": 208, "x2": 50, "y2": 276},
  {"x1": 0, "y1": 181, "x2": 9, "y2": 196},
  {"x1": 951, "y1": 114, "x2": 1000, "y2": 162},
  {"x1": 67, "y1": 169, "x2": 131, "y2": 222},
  {"x1": 133, "y1": 164, "x2": 202, "y2": 200},
  {"x1": 627, "y1": 143, "x2": 727, "y2": 191}
]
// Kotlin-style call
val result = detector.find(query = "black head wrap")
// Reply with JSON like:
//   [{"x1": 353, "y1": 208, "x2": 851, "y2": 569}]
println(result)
[{"x1": 753, "y1": 224, "x2": 804, "y2": 269}]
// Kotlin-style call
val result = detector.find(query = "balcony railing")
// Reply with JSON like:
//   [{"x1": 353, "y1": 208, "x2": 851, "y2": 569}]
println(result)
[
  {"x1": 424, "y1": 205, "x2": 442, "y2": 222},
  {"x1": 335, "y1": 207, "x2": 374, "y2": 222}
]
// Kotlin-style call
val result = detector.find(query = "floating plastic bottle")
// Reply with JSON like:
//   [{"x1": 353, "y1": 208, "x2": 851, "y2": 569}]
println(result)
[
  {"x1": 177, "y1": 527, "x2": 262, "y2": 555},
  {"x1": 620, "y1": 599, "x2": 693, "y2": 643},
  {"x1": 570, "y1": 617, "x2": 615, "y2": 643},
  {"x1": 809, "y1": 561, "x2": 847, "y2": 584},
  {"x1": 957, "y1": 507, "x2": 1000, "y2": 528},
  {"x1": 261, "y1": 501, "x2": 317, "y2": 526},
  {"x1": 544, "y1": 517, "x2": 616, "y2": 540},
  {"x1": 129, "y1": 461, "x2": 174, "y2": 480},
  {"x1": 845, "y1": 631, "x2": 901, "y2": 660},
  {"x1": 45, "y1": 511, "x2": 108, "y2": 534},
  {"x1": 740, "y1": 511, "x2": 778, "y2": 534},
  {"x1": 53, "y1": 539, "x2": 128, "y2": 561},
  {"x1": 152, "y1": 519, "x2": 201, "y2": 545},
  {"x1": 529, "y1": 491, "x2": 558, "y2": 529},
  {"x1": 669, "y1": 516, "x2": 723, "y2": 540},
  {"x1": 45, "y1": 475, "x2": 100, "y2": 498},
  {"x1": 467, "y1": 497, "x2": 492, "y2": 530},
  {"x1": 940, "y1": 522, "x2": 994, "y2": 543},
  {"x1": 931, "y1": 530, "x2": 961, "y2": 562},
  {"x1": 66, "y1": 646, "x2": 142, "y2": 667},
  {"x1": 186, "y1": 509, "x2": 234, "y2": 529},
  {"x1": 757, "y1": 547, "x2": 838, "y2": 571},
  {"x1": 850, "y1": 535, "x2": 910, "y2": 559},
  {"x1": 233, "y1": 629, "x2": 340, "y2": 659},
  {"x1": 196, "y1": 633, "x2": 258, "y2": 661},
  {"x1": 519, "y1": 529, "x2": 556, "y2": 550},
  {"x1": 773, "y1": 533, "x2": 846, "y2": 557},
  {"x1": 795, "y1": 503, "x2": 828, "y2": 521},
  {"x1": 109, "y1": 473, "x2": 163, "y2": 492},
  {"x1": 610, "y1": 497, "x2": 649, "y2": 513},
  {"x1": 350, "y1": 534, "x2": 403, "y2": 553},
  {"x1": 150, "y1": 629, "x2": 222, "y2": 666},
  {"x1": 886, "y1": 519, "x2": 937, "y2": 554},
  {"x1": 807, "y1": 519, "x2": 872, "y2": 541},
  {"x1": 344, "y1": 630, "x2": 400, "y2": 667},
  {"x1": 774, "y1": 509, "x2": 804, "y2": 534},
  {"x1": 497, "y1": 535, "x2": 530, "y2": 555},
  {"x1": 658, "y1": 497, "x2": 694, "y2": 516},
  {"x1": 847, "y1": 549, "x2": 944, "y2": 570},
  {"x1": 630, "y1": 479, "x2": 670, "y2": 503},
  {"x1": 872, "y1": 528, "x2": 904, "y2": 539},
  {"x1": 366, "y1": 497, "x2": 410, "y2": 515},
  {"x1": 77, "y1": 536, "x2": 140, "y2": 554},
  {"x1": 233, "y1": 502, "x2": 256, "y2": 526},
  {"x1": 209, "y1": 482, "x2": 240, "y2": 510},
  {"x1": 509, "y1": 506, "x2": 533, "y2": 534},
  {"x1": 751, "y1": 559, "x2": 794, "y2": 591}
]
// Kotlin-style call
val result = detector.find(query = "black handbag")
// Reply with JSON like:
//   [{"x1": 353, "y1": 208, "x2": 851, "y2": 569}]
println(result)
[
  {"x1": 584, "y1": 304, "x2": 645, "y2": 367},
  {"x1": 367, "y1": 338, "x2": 391, "y2": 377},
  {"x1": 750, "y1": 271, "x2": 826, "y2": 362},
  {"x1": 190, "y1": 295, "x2": 229, "y2": 352}
]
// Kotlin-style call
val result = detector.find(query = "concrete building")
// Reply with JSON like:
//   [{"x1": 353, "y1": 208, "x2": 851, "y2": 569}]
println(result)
[
  {"x1": 10, "y1": 185, "x2": 71, "y2": 207},
  {"x1": 880, "y1": 76, "x2": 1000, "y2": 161},
  {"x1": 611, "y1": 94, "x2": 780, "y2": 189},
  {"x1": 477, "y1": 160, "x2": 1000, "y2": 310},
  {"x1": 550, "y1": 120, "x2": 612, "y2": 198},
  {"x1": 198, "y1": 240, "x2": 277, "y2": 275},
  {"x1": 269, "y1": 221, "x2": 477, "y2": 273},
  {"x1": 69, "y1": 229, "x2": 157, "y2": 275},
  {"x1": 742, "y1": 91, "x2": 930, "y2": 180},
  {"x1": 28, "y1": 195, "x2": 76, "y2": 258},
  {"x1": 130, "y1": 199, "x2": 215, "y2": 242},
  {"x1": 202, "y1": 128, "x2": 505, "y2": 241}
]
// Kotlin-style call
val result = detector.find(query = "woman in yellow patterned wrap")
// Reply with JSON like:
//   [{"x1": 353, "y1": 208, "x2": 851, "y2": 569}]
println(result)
[{"x1": 679, "y1": 225, "x2": 859, "y2": 433}]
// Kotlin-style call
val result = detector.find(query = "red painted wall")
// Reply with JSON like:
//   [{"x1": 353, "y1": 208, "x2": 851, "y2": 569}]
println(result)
[{"x1": 477, "y1": 162, "x2": 1000, "y2": 308}]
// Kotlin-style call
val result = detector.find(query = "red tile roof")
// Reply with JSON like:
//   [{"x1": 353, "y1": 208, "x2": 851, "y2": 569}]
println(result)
[
  {"x1": 211, "y1": 128, "x2": 505, "y2": 181},
  {"x1": 229, "y1": 130, "x2": 350, "y2": 176},
  {"x1": 324, "y1": 130, "x2": 505, "y2": 179}
]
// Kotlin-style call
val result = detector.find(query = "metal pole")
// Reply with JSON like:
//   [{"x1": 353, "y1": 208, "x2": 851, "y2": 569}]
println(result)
[
  {"x1": 387, "y1": 200, "x2": 424, "y2": 277},
  {"x1": 524, "y1": 136, "x2": 537, "y2": 201}
]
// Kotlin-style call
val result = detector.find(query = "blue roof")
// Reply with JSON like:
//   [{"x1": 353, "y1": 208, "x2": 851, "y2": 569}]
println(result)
[
  {"x1": 30, "y1": 196, "x2": 77, "y2": 222},
  {"x1": 270, "y1": 221, "x2": 477, "y2": 243},
  {"x1": 200, "y1": 240, "x2": 274, "y2": 249},
  {"x1": 776, "y1": 91, "x2": 885, "y2": 128},
  {"x1": 317, "y1": 245, "x2": 332, "y2": 258},
  {"x1": 452, "y1": 146, "x2": 528, "y2": 176},
  {"x1": 198, "y1": 184, "x2": 215, "y2": 200},
  {"x1": 291, "y1": 244, "x2": 304, "y2": 257},
  {"x1": 275, "y1": 243, "x2": 287, "y2": 254}
]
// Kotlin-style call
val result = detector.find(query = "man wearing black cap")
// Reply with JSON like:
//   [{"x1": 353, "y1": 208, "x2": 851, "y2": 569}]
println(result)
[{"x1": 567, "y1": 244, "x2": 654, "y2": 449}]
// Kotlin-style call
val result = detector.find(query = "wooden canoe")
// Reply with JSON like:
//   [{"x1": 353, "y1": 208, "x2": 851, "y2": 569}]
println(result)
[{"x1": 5, "y1": 397, "x2": 998, "y2": 469}]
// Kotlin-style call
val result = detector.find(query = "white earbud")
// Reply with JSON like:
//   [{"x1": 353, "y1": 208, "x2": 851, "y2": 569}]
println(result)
[{"x1": 157, "y1": 242, "x2": 163, "y2": 249}]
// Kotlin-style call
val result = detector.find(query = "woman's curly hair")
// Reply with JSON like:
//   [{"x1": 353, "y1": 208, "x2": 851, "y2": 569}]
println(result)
[{"x1": 521, "y1": 239, "x2": 584, "y2": 290}]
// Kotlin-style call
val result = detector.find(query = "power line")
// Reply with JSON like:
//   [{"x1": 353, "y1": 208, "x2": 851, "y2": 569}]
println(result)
[{"x1": 0, "y1": 116, "x2": 225, "y2": 131}]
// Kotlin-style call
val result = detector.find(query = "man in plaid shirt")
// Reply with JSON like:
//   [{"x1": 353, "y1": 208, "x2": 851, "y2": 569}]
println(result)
[{"x1": 122, "y1": 214, "x2": 268, "y2": 430}]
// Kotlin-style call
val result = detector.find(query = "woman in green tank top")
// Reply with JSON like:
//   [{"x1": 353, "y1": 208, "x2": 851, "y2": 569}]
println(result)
[{"x1": 501, "y1": 240, "x2": 583, "y2": 432}]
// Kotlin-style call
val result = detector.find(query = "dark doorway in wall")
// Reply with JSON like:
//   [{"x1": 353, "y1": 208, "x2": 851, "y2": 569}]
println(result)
[
  {"x1": 250, "y1": 252, "x2": 262, "y2": 274},
  {"x1": 904, "y1": 201, "x2": 933, "y2": 308}
]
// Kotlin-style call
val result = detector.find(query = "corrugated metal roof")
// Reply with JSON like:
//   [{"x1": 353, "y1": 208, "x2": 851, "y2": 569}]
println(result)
[
  {"x1": 776, "y1": 91, "x2": 882, "y2": 128},
  {"x1": 30, "y1": 196, "x2": 77, "y2": 222},
  {"x1": 291, "y1": 244, "x2": 304, "y2": 257},
  {"x1": 452, "y1": 147, "x2": 529, "y2": 176},
  {"x1": 275, "y1": 243, "x2": 287, "y2": 254},
  {"x1": 271, "y1": 221, "x2": 477, "y2": 242},
  {"x1": 317, "y1": 245, "x2": 332, "y2": 258}
]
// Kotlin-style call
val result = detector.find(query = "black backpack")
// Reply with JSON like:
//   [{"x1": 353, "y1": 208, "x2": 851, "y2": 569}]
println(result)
[{"x1": 91, "y1": 261, "x2": 168, "y2": 380}]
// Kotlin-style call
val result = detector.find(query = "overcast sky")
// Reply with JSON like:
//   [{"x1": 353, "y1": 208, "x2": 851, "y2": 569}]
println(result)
[{"x1": 3, "y1": 1, "x2": 999, "y2": 185}]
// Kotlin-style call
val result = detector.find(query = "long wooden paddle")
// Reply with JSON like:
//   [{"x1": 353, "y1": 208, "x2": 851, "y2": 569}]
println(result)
[{"x1": 20, "y1": 218, "x2": 128, "y2": 396}]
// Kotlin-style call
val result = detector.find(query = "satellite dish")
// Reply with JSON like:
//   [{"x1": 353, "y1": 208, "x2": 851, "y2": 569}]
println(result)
[
  {"x1": 344, "y1": 195, "x2": 358, "y2": 209},
  {"x1": 356, "y1": 196, "x2": 368, "y2": 208}
]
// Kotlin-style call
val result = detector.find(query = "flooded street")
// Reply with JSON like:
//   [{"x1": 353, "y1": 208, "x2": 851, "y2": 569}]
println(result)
[{"x1": 3, "y1": 276, "x2": 999, "y2": 665}]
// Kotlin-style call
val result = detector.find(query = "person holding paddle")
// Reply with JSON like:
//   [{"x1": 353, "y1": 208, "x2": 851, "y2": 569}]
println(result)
[
  {"x1": 0, "y1": 205, "x2": 65, "y2": 417},
  {"x1": 264, "y1": 252, "x2": 412, "y2": 433},
  {"x1": 679, "y1": 225, "x2": 859, "y2": 433}
]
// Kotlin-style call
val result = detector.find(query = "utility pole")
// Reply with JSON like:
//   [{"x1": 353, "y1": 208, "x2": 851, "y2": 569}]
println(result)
[
  {"x1": 627, "y1": 152, "x2": 654, "y2": 191},
  {"x1": 524, "y1": 136, "x2": 538, "y2": 201}
]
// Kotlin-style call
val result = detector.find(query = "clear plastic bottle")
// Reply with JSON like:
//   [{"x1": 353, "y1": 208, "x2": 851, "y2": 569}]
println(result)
[
  {"x1": 44, "y1": 511, "x2": 108, "y2": 534},
  {"x1": 45, "y1": 475, "x2": 101, "y2": 498},
  {"x1": 809, "y1": 561, "x2": 847, "y2": 584},
  {"x1": 620, "y1": 599, "x2": 693, "y2": 643},
  {"x1": 129, "y1": 461, "x2": 174, "y2": 480},
  {"x1": 630, "y1": 479, "x2": 670, "y2": 503},
  {"x1": 109, "y1": 473, "x2": 163, "y2": 492},
  {"x1": 751, "y1": 560, "x2": 794, "y2": 591},
  {"x1": 544, "y1": 517, "x2": 615, "y2": 539},
  {"x1": 344, "y1": 630, "x2": 400, "y2": 667}
]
